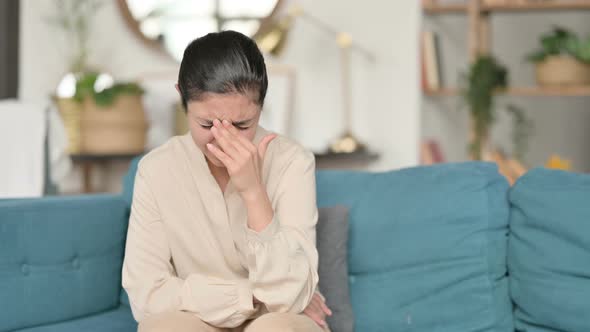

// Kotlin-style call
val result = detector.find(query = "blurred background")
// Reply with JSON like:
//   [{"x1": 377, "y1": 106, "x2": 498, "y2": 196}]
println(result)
[{"x1": 0, "y1": 0, "x2": 588, "y2": 197}]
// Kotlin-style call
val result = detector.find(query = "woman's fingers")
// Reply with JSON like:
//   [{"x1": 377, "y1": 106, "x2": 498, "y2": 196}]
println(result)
[
  {"x1": 310, "y1": 300, "x2": 324, "y2": 316},
  {"x1": 211, "y1": 120, "x2": 241, "y2": 157},
  {"x1": 258, "y1": 134, "x2": 277, "y2": 161},
  {"x1": 303, "y1": 307, "x2": 327, "y2": 328},
  {"x1": 206, "y1": 143, "x2": 232, "y2": 167},
  {"x1": 311, "y1": 295, "x2": 329, "y2": 316},
  {"x1": 309, "y1": 299, "x2": 327, "y2": 324},
  {"x1": 221, "y1": 120, "x2": 257, "y2": 154},
  {"x1": 319, "y1": 299, "x2": 333, "y2": 316},
  {"x1": 312, "y1": 293, "x2": 332, "y2": 316}
]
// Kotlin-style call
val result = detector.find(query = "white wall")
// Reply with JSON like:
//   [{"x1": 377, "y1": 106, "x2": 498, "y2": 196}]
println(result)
[
  {"x1": 422, "y1": 12, "x2": 590, "y2": 172},
  {"x1": 19, "y1": 0, "x2": 420, "y2": 192}
]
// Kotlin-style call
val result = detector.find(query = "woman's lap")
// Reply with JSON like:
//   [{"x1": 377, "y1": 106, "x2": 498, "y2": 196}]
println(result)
[
  {"x1": 137, "y1": 311, "x2": 328, "y2": 332},
  {"x1": 138, "y1": 311, "x2": 224, "y2": 332}
]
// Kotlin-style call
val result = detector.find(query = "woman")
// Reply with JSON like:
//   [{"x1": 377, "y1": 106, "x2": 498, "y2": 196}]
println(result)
[{"x1": 122, "y1": 30, "x2": 332, "y2": 332}]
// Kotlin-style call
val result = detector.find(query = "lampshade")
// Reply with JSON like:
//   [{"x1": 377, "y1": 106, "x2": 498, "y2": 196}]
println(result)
[{"x1": 254, "y1": 15, "x2": 294, "y2": 56}]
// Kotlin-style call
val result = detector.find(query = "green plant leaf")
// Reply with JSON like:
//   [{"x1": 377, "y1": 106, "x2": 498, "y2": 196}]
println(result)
[
  {"x1": 527, "y1": 26, "x2": 590, "y2": 64},
  {"x1": 506, "y1": 104, "x2": 533, "y2": 160},
  {"x1": 459, "y1": 55, "x2": 509, "y2": 159},
  {"x1": 526, "y1": 50, "x2": 547, "y2": 63},
  {"x1": 72, "y1": 72, "x2": 144, "y2": 107}
]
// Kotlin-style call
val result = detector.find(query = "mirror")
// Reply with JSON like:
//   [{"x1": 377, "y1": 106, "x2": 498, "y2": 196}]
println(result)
[{"x1": 117, "y1": 0, "x2": 284, "y2": 62}]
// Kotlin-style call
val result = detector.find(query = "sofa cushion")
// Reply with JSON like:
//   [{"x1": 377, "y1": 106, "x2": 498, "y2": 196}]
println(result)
[
  {"x1": 316, "y1": 162, "x2": 513, "y2": 332},
  {"x1": 508, "y1": 168, "x2": 590, "y2": 332},
  {"x1": 0, "y1": 195, "x2": 129, "y2": 332},
  {"x1": 14, "y1": 305, "x2": 136, "y2": 332},
  {"x1": 317, "y1": 206, "x2": 354, "y2": 332},
  {"x1": 120, "y1": 155, "x2": 144, "y2": 307},
  {"x1": 122, "y1": 156, "x2": 142, "y2": 207}
]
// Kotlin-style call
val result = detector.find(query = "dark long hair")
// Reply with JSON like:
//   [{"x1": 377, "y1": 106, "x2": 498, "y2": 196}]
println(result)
[{"x1": 177, "y1": 30, "x2": 268, "y2": 110}]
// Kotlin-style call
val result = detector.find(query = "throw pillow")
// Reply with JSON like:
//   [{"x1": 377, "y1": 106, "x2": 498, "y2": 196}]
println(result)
[{"x1": 317, "y1": 205, "x2": 354, "y2": 332}]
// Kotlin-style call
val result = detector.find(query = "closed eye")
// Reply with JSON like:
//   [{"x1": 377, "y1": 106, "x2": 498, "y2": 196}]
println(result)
[{"x1": 199, "y1": 124, "x2": 249, "y2": 130}]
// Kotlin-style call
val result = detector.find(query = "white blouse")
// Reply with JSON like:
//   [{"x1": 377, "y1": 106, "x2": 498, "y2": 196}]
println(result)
[{"x1": 122, "y1": 127, "x2": 319, "y2": 328}]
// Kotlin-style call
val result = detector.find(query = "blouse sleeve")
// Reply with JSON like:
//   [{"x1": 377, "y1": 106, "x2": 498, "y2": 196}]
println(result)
[{"x1": 245, "y1": 150, "x2": 319, "y2": 313}]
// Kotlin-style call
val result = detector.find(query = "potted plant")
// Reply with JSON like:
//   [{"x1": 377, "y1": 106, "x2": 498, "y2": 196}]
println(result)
[
  {"x1": 460, "y1": 55, "x2": 532, "y2": 161},
  {"x1": 75, "y1": 72, "x2": 147, "y2": 154},
  {"x1": 47, "y1": 0, "x2": 104, "y2": 153},
  {"x1": 526, "y1": 26, "x2": 590, "y2": 86},
  {"x1": 48, "y1": 0, "x2": 147, "y2": 154}
]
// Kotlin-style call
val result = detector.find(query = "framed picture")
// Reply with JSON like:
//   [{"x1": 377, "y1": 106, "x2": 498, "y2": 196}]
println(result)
[
  {"x1": 260, "y1": 63, "x2": 296, "y2": 137},
  {"x1": 137, "y1": 70, "x2": 180, "y2": 148}
]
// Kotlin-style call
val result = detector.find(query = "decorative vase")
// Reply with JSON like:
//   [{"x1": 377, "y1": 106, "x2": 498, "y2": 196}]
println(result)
[{"x1": 536, "y1": 56, "x2": 590, "y2": 86}]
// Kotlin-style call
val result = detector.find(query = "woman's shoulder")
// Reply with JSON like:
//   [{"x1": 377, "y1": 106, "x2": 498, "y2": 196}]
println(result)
[
  {"x1": 136, "y1": 135, "x2": 185, "y2": 174},
  {"x1": 261, "y1": 128, "x2": 314, "y2": 170}
]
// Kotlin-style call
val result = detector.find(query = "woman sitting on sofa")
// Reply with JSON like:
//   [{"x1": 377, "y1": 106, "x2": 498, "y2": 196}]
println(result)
[{"x1": 122, "y1": 30, "x2": 332, "y2": 332}]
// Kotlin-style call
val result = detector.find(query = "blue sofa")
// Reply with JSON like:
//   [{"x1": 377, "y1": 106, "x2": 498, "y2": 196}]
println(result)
[{"x1": 1, "y1": 161, "x2": 589, "y2": 332}]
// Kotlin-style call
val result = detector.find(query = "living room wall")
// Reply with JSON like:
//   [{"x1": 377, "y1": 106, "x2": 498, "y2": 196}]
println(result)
[{"x1": 19, "y1": 0, "x2": 420, "y2": 192}]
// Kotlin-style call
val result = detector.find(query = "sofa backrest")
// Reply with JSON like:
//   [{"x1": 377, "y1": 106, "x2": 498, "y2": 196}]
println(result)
[
  {"x1": 122, "y1": 157, "x2": 515, "y2": 331},
  {"x1": 316, "y1": 162, "x2": 514, "y2": 332},
  {"x1": 508, "y1": 168, "x2": 590, "y2": 332},
  {"x1": 0, "y1": 194, "x2": 128, "y2": 332}
]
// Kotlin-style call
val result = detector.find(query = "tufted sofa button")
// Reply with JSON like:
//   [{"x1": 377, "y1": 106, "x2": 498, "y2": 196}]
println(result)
[
  {"x1": 72, "y1": 257, "x2": 80, "y2": 269},
  {"x1": 21, "y1": 264, "x2": 30, "y2": 275},
  {"x1": 349, "y1": 275, "x2": 356, "y2": 284}
]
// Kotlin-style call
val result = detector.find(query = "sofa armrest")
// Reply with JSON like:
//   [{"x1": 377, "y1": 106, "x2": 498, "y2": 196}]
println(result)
[{"x1": 0, "y1": 194, "x2": 129, "y2": 332}]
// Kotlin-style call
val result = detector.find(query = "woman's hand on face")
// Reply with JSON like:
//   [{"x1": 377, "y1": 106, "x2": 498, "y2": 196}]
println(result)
[
  {"x1": 207, "y1": 119, "x2": 276, "y2": 199},
  {"x1": 303, "y1": 293, "x2": 332, "y2": 329}
]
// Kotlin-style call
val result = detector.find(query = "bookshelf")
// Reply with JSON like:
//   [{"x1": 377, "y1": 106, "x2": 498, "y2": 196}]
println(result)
[
  {"x1": 424, "y1": 0, "x2": 590, "y2": 14},
  {"x1": 425, "y1": 86, "x2": 590, "y2": 97},
  {"x1": 422, "y1": 0, "x2": 590, "y2": 96},
  {"x1": 421, "y1": 0, "x2": 590, "y2": 179}
]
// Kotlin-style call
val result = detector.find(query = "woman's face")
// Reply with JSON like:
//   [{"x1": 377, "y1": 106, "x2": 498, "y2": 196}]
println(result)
[{"x1": 185, "y1": 93, "x2": 261, "y2": 168}]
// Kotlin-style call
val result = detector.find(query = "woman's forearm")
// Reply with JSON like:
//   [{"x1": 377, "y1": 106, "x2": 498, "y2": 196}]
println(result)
[{"x1": 242, "y1": 185, "x2": 274, "y2": 232}]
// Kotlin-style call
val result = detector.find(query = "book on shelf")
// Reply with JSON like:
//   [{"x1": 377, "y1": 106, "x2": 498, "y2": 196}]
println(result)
[
  {"x1": 420, "y1": 139, "x2": 445, "y2": 165},
  {"x1": 421, "y1": 30, "x2": 444, "y2": 92}
]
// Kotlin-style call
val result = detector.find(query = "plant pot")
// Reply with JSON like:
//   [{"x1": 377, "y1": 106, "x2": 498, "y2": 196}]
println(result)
[
  {"x1": 80, "y1": 95, "x2": 147, "y2": 154},
  {"x1": 55, "y1": 97, "x2": 84, "y2": 153},
  {"x1": 535, "y1": 56, "x2": 590, "y2": 86}
]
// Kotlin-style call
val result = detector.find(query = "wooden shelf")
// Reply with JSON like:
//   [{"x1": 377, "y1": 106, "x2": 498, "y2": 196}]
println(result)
[
  {"x1": 423, "y1": 3, "x2": 467, "y2": 14},
  {"x1": 423, "y1": 1, "x2": 590, "y2": 14},
  {"x1": 424, "y1": 88, "x2": 460, "y2": 97},
  {"x1": 424, "y1": 85, "x2": 590, "y2": 97},
  {"x1": 484, "y1": 0, "x2": 590, "y2": 12},
  {"x1": 314, "y1": 150, "x2": 379, "y2": 162},
  {"x1": 506, "y1": 86, "x2": 590, "y2": 96}
]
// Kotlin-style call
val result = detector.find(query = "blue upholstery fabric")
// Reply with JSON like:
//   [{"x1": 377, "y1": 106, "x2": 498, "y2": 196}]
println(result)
[
  {"x1": 508, "y1": 168, "x2": 590, "y2": 332},
  {"x1": 20, "y1": 159, "x2": 590, "y2": 332},
  {"x1": 15, "y1": 305, "x2": 136, "y2": 332},
  {"x1": 122, "y1": 156, "x2": 141, "y2": 207},
  {"x1": 119, "y1": 156, "x2": 143, "y2": 307},
  {"x1": 316, "y1": 162, "x2": 513, "y2": 332},
  {"x1": 0, "y1": 195, "x2": 128, "y2": 332}
]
